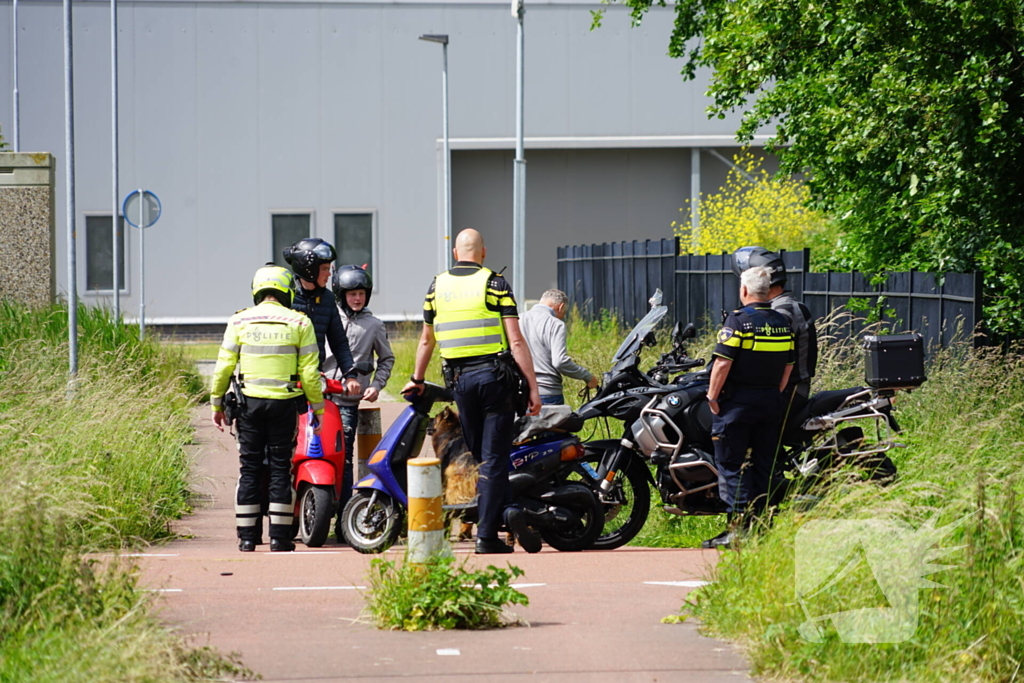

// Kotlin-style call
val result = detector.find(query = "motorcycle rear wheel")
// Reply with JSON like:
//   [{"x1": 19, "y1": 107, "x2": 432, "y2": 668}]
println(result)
[
  {"x1": 570, "y1": 456, "x2": 651, "y2": 550},
  {"x1": 298, "y1": 484, "x2": 334, "y2": 548},
  {"x1": 538, "y1": 483, "x2": 606, "y2": 552},
  {"x1": 340, "y1": 490, "x2": 403, "y2": 554}
]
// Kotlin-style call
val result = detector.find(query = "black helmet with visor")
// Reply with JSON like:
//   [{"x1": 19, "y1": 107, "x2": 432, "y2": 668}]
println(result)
[
  {"x1": 732, "y1": 246, "x2": 787, "y2": 288},
  {"x1": 283, "y1": 238, "x2": 337, "y2": 283}
]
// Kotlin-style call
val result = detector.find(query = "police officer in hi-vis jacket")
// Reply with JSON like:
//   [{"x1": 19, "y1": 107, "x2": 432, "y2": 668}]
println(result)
[
  {"x1": 210, "y1": 266, "x2": 325, "y2": 553},
  {"x1": 402, "y1": 229, "x2": 543, "y2": 555}
]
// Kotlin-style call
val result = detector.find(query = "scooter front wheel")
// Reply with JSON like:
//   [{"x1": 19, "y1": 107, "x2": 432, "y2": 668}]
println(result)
[
  {"x1": 340, "y1": 490, "x2": 403, "y2": 554},
  {"x1": 299, "y1": 484, "x2": 334, "y2": 548}
]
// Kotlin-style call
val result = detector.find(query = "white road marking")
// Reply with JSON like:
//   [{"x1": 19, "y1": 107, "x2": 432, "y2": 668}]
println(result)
[
  {"x1": 436, "y1": 649, "x2": 461, "y2": 656},
  {"x1": 105, "y1": 553, "x2": 180, "y2": 557},
  {"x1": 272, "y1": 586, "x2": 365, "y2": 591},
  {"x1": 143, "y1": 588, "x2": 183, "y2": 593},
  {"x1": 644, "y1": 580, "x2": 709, "y2": 588},
  {"x1": 510, "y1": 583, "x2": 546, "y2": 588}
]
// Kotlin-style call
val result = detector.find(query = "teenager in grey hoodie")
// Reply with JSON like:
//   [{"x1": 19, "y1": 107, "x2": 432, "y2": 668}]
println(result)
[
  {"x1": 520, "y1": 289, "x2": 598, "y2": 405},
  {"x1": 324, "y1": 266, "x2": 395, "y2": 514}
]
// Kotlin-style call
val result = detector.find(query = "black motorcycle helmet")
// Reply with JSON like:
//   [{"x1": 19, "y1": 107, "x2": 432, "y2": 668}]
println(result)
[
  {"x1": 283, "y1": 238, "x2": 337, "y2": 283},
  {"x1": 332, "y1": 265, "x2": 373, "y2": 315},
  {"x1": 732, "y1": 246, "x2": 787, "y2": 288}
]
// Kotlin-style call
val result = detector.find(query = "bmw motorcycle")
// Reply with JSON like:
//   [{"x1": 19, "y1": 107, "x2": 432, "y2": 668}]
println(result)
[{"x1": 573, "y1": 291, "x2": 910, "y2": 550}]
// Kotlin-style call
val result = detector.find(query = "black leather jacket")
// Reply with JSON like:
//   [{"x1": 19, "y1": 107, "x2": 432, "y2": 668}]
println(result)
[{"x1": 292, "y1": 285, "x2": 355, "y2": 376}]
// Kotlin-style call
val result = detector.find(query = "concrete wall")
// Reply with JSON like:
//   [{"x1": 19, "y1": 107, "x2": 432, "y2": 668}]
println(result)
[
  {"x1": 0, "y1": 0, "x2": 770, "y2": 321},
  {"x1": 0, "y1": 153, "x2": 56, "y2": 306}
]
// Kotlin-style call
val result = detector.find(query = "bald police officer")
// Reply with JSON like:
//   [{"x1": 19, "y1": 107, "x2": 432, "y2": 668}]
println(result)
[
  {"x1": 403, "y1": 229, "x2": 542, "y2": 554},
  {"x1": 703, "y1": 266, "x2": 794, "y2": 549}
]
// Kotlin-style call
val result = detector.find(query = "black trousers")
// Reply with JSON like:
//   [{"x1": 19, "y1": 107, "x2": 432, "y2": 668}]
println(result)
[
  {"x1": 235, "y1": 396, "x2": 299, "y2": 541},
  {"x1": 711, "y1": 387, "x2": 785, "y2": 515},
  {"x1": 452, "y1": 365, "x2": 515, "y2": 539}
]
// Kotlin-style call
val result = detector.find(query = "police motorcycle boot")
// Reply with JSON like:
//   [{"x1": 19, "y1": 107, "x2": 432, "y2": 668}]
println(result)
[
  {"x1": 475, "y1": 537, "x2": 515, "y2": 554},
  {"x1": 238, "y1": 538, "x2": 256, "y2": 552},
  {"x1": 270, "y1": 538, "x2": 296, "y2": 552},
  {"x1": 701, "y1": 514, "x2": 738, "y2": 550},
  {"x1": 503, "y1": 507, "x2": 542, "y2": 554}
]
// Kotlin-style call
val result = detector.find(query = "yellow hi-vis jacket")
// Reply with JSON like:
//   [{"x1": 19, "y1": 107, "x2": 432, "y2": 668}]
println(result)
[
  {"x1": 432, "y1": 267, "x2": 508, "y2": 360},
  {"x1": 210, "y1": 300, "x2": 325, "y2": 415}
]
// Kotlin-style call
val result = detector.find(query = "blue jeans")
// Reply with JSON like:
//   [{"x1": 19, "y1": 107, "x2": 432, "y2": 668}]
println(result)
[{"x1": 540, "y1": 394, "x2": 564, "y2": 405}]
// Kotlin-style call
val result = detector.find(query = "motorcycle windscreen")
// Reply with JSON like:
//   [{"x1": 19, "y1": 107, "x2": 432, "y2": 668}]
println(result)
[{"x1": 611, "y1": 304, "x2": 668, "y2": 363}]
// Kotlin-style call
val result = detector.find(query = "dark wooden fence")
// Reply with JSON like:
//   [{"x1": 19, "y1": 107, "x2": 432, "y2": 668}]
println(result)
[{"x1": 556, "y1": 238, "x2": 983, "y2": 349}]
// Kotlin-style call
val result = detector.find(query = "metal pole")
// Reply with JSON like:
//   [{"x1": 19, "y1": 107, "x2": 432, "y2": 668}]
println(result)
[
  {"x1": 12, "y1": 0, "x2": 19, "y2": 152},
  {"x1": 139, "y1": 188, "x2": 145, "y2": 340},
  {"x1": 442, "y1": 41, "x2": 451, "y2": 270},
  {"x1": 111, "y1": 0, "x2": 120, "y2": 319},
  {"x1": 512, "y1": 4, "x2": 526, "y2": 306},
  {"x1": 690, "y1": 147, "x2": 701, "y2": 252},
  {"x1": 64, "y1": 0, "x2": 78, "y2": 376}
]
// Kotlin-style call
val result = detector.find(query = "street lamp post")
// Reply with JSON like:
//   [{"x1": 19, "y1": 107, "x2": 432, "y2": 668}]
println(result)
[
  {"x1": 419, "y1": 34, "x2": 451, "y2": 273},
  {"x1": 511, "y1": 0, "x2": 526, "y2": 307}
]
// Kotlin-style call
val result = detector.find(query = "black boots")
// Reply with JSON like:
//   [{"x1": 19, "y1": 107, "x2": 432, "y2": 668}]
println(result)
[
  {"x1": 701, "y1": 514, "x2": 741, "y2": 549},
  {"x1": 504, "y1": 507, "x2": 542, "y2": 554},
  {"x1": 238, "y1": 539, "x2": 256, "y2": 552},
  {"x1": 270, "y1": 538, "x2": 296, "y2": 552},
  {"x1": 475, "y1": 537, "x2": 514, "y2": 554}
]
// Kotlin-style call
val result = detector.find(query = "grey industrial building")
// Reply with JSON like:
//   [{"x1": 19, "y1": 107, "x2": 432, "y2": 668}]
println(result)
[{"x1": 0, "y1": 0, "x2": 772, "y2": 323}]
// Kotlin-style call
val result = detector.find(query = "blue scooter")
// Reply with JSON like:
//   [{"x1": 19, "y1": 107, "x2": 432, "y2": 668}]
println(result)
[{"x1": 338, "y1": 383, "x2": 604, "y2": 553}]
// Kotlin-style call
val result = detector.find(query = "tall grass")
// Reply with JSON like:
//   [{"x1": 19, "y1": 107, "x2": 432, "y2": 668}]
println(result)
[
  {"x1": 0, "y1": 302, "x2": 246, "y2": 682},
  {"x1": 684, "y1": 316, "x2": 1024, "y2": 682}
]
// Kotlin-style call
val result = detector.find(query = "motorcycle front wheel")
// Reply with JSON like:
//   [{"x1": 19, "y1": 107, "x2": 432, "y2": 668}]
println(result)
[
  {"x1": 298, "y1": 484, "x2": 334, "y2": 548},
  {"x1": 539, "y1": 483, "x2": 606, "y2": 552},
  {"x1": 570, "y1": 455, "x2": 652, "y2": 550},
  {"x1": 340, "y1": 490, "x2": 403, "y2": 554}
]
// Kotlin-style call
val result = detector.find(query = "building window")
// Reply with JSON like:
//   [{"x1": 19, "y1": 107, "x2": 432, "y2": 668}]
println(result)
[
  {"x1": 85, "y1": 214, "x2": 126, "y2": 292},
  {"x1": 334, "y1": 212, "x2": 374, "y2": 270},
  {"x1": 271, "y1": 213, "x2": 312, "y2": 268}
]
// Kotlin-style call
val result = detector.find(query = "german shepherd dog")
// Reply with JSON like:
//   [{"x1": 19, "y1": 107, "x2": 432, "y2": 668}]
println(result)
[{"x1": 430, "y1": 406, "x2": 479, "y2": 541}]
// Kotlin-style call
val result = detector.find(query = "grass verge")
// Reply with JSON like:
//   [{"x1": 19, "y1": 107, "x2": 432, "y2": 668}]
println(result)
[
  {"x1": 0, "y1": 301, "x2": 251, "y2": 682},
  {"x1": 680, "y1": 319, "x2": 1024, "y2": 682}
]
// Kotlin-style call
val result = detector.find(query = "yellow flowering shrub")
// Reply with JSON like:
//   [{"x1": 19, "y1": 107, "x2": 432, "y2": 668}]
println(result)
[{"x1": 673, "y1": 151, "x2": 826, "y2": 255}]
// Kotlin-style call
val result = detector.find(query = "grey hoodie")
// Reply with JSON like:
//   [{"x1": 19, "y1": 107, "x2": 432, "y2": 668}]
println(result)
[{"x1": 324, "y1": 308, "x2": 395, "y2": 407}]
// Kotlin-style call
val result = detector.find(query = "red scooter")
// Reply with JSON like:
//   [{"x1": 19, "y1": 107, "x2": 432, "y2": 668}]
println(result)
[
  {"x1": 292, "y1": 377, "x2": 349, "y2": 547},
  {"x1": 292, "y1": 357, "x2": 372, "y2": 547}
]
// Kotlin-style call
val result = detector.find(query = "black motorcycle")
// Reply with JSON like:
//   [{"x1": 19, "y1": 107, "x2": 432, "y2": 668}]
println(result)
[{"x1": 571, "y1": 291, "x2": 911, "y2": 550}]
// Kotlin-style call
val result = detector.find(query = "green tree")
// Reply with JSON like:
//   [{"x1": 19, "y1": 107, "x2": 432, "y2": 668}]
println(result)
[{"x1": 600, "y1": 0, "x2": 1024, "y2": 334}]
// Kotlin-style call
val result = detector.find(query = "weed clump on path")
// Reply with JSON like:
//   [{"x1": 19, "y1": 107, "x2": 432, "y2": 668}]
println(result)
[{"x1": 365, "y1": 555, "x2": 529, "y2": 630}]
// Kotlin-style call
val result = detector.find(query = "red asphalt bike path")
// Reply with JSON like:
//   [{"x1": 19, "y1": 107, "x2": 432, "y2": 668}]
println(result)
[{"x1": 137, "y1": 402, "x2": 753, "y2": 682}]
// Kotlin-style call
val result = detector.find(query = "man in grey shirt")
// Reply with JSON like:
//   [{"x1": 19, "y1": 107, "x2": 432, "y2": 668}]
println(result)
[{"x1": 520, "y1": 289, "x2": 599, "y2": 405}]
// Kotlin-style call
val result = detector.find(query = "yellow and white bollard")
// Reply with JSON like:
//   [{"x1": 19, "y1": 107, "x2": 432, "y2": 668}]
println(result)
[
  {"x1": 407, "y1": 457, "x2": 451, "y2": 562},
  {"x1": 355, "y1": 406, "x2": 382, "y2": 481}
]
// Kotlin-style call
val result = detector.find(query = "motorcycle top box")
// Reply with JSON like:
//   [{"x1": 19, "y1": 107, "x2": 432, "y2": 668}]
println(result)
[{"x1": 862, "y1": 333, "x2": 926, "y2": 390}]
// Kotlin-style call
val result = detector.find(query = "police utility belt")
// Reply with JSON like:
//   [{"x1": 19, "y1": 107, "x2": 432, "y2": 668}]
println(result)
[
  {"x1": 221, "y1": 372, "x2": 304, "y2": 427},
  {"x1": 441, "y1": 351, "x2": 529, "y2": 416}
]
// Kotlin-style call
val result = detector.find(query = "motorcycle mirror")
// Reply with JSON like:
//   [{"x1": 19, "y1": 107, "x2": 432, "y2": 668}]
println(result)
[
  {"x1": 648, "y1": 288, "x2": 664, "y2": 308},
  {"x1": 642, "y1": 330, "x2": 657, "y2": 347},
  {"x1": 681, "y1": 322, "x2": 697, "y2": 340},
  {"x1": 670, "y1": 322, "x2": 682, "y2": 344},
  {"x1": 351, "y1": 360, "x2": 374, "y2": 375}
]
